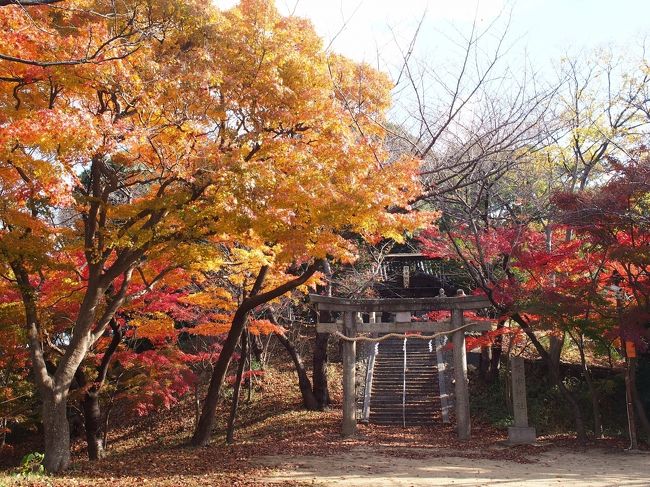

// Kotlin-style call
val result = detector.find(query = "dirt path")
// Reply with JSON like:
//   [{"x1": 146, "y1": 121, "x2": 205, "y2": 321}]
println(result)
[{"x1": 257, "y1": 445, "x2": 650, "y2": 486}]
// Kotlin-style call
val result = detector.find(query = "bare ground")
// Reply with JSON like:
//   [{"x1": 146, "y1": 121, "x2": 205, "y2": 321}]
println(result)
[
  {"x1": 2, "y1": 366, "x2": 648, "y2": 486},
  {"x1": 258, "y1": 444, "x2": 650, "y2": 486}
]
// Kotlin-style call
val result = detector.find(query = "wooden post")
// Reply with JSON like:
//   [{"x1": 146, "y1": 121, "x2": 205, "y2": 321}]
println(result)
[
  {"x1": 452, "y1": 308, "x2": 470, "y2": 440},
  {"x1": 342, "y1": 311, "x2": 357, "y2": 436}
]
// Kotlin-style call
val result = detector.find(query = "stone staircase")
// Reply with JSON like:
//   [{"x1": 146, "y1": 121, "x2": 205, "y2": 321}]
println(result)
[{"x1": 368, "y1": 337, "x2": 441, "y2": 425}]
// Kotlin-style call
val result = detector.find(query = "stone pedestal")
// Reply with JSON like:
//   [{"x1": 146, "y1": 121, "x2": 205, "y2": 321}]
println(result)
[
  {"x1": 507, "y1": 356, "x2": 536, "y2": 444},
  {"x1": 507, "y1": 426, "x2": 537, "y2": 444}
]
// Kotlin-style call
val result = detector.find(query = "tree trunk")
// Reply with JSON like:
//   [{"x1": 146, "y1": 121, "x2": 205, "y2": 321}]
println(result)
[
  {"x1": 276, "y1": 332, "x2": 319, "y2": 410},
  {"x1": 312, "y1": 332, "x2": 330, "y2": 410},
  {"x1": 42, "y1": 390, "x2": 71, "y2": 473},
  {"x1": 226, "y1": 332, "x2": 247, "y2": 444},
  {"x1": 487, "y1": 320, "x2": 505, "y2": 383},
  {"x1": 575, "y1": 334, "x2": 603, "y2": 438},
  {"x1": 250, "y1": 334, "x2": 264, "y2": 367},
  {"x1": 191, "y1": 309, "x2": 247, "y2": 446},
  {"x1": 548, "y1": 333, "x2": 565, "y2": 371},
  {"x1": 552, "y1": 362, "x2": 587, "y2": 443},
  {"x1": 191, "y1": 262, "x2": 320, "y2": 446},
  {"x1": 630, "y1": 358, "x2": 650, "y2": 441},
  {"x1": 75, "y1": 320, "x2": 122, "y2": 460},
  {"x1": 584, "y1": 365, "x2": 603, "y2": 439},
  {"x1": 194, "y1": 382, "x2": 201, "y2": 428},
  {"x1": 479, "y1": 343, "x2": 491, "y2": 382},
  {"x1": 81, "y1": 392, "x2": 103, "y2": 460}
]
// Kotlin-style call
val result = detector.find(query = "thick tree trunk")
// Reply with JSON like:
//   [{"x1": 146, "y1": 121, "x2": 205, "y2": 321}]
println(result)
[
  {"x1": 81, "y1": 392, "x2": 103, "y2": 460},
  {"x1": 75, "y1": 320, "x2": 122, "y2": 460},
  {"x1": 192, "y1": 310, "x2": 246, "y2": 446},
  {"x1": 42, "y1": 390, "x2": 71, "y2": 473},
  {"x1": 312, "y1": 332, "x2": 330, "y2": 410},
  {"x1": 275, "y1": 332, "x2": 319, "y2": 410},
  {"x1": 226, "y1": 332, "x2": 247, "y2": 444},
  {"x1": 191, "y1": 262, "x2": 321, "y2": 446}
]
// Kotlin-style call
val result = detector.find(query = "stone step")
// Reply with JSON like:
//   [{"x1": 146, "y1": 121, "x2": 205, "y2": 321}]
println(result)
[
  {"x1": 372, "y1": 382, "x2": 437, "y2": 386},
  {"x1": 370, "y1": 414, "x2": 437, "y2": 418},
  {"x1": 374, "y1": 368, "x2": 437, "y2": 371},
  {"x1": 370, "y1": 414, "x2": 437, "y2": 420},
  {"x1": 378, "y1": 364, "x2": 437, "y2": 367},
  {"x1": 371, "y1": 411, "x2": 437, "y2": 416},
  {"x1": 370, "y1": 419, "x2": 438, "y2": 425},
  {"x1": 374, "y1": 367, "x2": 437, "y2": 372},
  {"x1": 372, "y1": 376, "x2": 437, "y2": 380},
  {"x1": 372, "y1": 385, "x2": 437, "y2": 390},
  {"x1": 365, "y1": 335, "x2": 446, "y2": 427},
  {"x1": 371, "y1": 402, "x2": 439, "y2": 407},
  {"x1": 372, "y1": 397, "x2": 438, "y2": 401},
  {"x1": 377, "y1": 358, "x2": 436, "y2": 362},
  {"x1": 375, "y1": 364, "x2": 436, "y2": 367},
  {"x1": 376, "y1": 351, "x2": 432, "y2": 354},
  {"x1": 370, "y1": 397, "x2": 437, "y2": 402},
  {"x1": 368, "y1": 411, "x2": 440, "y2": 417}
]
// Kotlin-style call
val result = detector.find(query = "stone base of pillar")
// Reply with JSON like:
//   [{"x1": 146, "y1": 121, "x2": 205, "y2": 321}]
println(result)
[{"x1": 507, "y1": 426, "x2": 536, "y2": 445}]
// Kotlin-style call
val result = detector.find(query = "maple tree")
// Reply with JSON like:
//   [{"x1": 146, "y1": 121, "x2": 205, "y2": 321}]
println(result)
[
  {"x1": 554, "y1": 152, "x2": 650, "y2": 440},
  {"x1": 184, "y1": 1, "x2": 428, "y2": 446},
  {"x1": 0, "y1": 0, "x2": 426, "y2": 470},
  {"x1": 419, "y1": 146, "x2": 650, "y2": 440},
  {"x1": 408, "y1": 46, "x2": 650, "y2": 442}
]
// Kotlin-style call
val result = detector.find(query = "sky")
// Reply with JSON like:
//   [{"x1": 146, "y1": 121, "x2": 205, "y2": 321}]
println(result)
[{"x1": 215, "y1": 0, "x2": 650, "y2": 79}]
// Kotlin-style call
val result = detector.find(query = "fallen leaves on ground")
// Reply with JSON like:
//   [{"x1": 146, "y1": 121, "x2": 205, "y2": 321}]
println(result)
[{"x1": 1, "y1": 365, "x2": 641, "y2": 486}]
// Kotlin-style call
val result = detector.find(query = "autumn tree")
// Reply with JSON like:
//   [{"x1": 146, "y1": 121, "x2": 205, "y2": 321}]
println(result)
[
  {"x1": 555, "y1": 152, "x2": 650, "y2": 440},
  {"x1": 0, "y1": 0, "x2": 427, "y2": 469},
  {"x1": 189, "y1": 1, "x2": 428, "y2": 446},
  {"x1": 1, "y1": 0, "x2": 243, "y2": 472}
]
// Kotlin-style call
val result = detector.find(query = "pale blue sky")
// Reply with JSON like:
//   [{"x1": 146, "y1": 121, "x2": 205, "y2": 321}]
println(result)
[{"x1": 216, "y1": 0, "x2": 649, "y2": 77}]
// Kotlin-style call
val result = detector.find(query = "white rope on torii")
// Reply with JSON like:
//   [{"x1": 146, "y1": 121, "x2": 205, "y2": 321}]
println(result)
[{"x1": 331, "y1": 323, "x2": 476, "y2": 342}]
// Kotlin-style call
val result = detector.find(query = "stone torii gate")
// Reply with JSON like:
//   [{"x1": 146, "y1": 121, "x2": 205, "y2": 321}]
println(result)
[{"x1": 311, "y1": 292, "x2": 492, "y2": 440}]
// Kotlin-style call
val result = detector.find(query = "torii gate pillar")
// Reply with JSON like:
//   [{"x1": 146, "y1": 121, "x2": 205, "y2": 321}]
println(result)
[
  {"x1": 451, "y1": 308, "x2": 470, "y2": 440},
  {"x1": 342, "y1": 311, "x2": 357, "y2": 437}
]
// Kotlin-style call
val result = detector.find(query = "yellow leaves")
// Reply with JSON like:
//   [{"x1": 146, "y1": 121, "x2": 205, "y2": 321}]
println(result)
[
  {"x1": 187, "y1": 320, "x2": 231, "y2": 336},
  {"x1": 0, "y1": 0, "x2": 430, "y2": 345},
  {"x1": 295, "y1": 271, "x2": 326, "y2": 294},
  {"x1": 327, "y1": 54, "x2": 393, "y2": 125},
  {"x1": 131, "y1": 312, "x2": 175, "y2": 342},
  {"x1": 178, "y1": 288, "x2": 236, "y2": 311},
  {"x1": 187, "y1": 317, "x2": 284, "y2": 337},
  {"x1": 248, "y1": 319, "x2": 284, "y2": 336}
]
